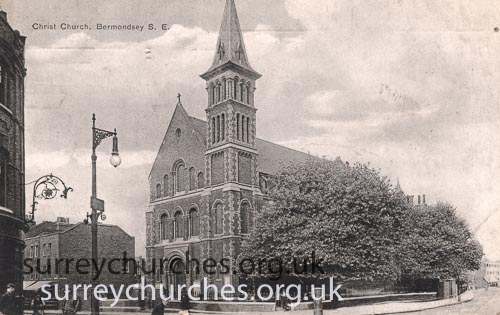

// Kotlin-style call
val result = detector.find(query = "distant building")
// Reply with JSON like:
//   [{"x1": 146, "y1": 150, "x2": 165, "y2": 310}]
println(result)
[
  {"x1": 474, "y1": 259, "x2": 500, "y2": 288},
  {"x1": 23, "y1": 217, "x2": 136, "y2": 291},
  {"x1": 0, "y1": 10, "x2": 27, "y2": 292},
  {"x1": 395, "y1": 178, "x2": 427, "y2": 206}
]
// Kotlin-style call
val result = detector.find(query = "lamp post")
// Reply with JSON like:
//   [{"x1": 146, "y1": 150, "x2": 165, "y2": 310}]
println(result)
[{"x1": 85, "y1": 113, "x2": 121, "y2": 315}]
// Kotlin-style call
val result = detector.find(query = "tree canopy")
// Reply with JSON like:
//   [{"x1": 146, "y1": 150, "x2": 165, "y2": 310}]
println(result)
[
  {"x1": 241, "y1": 157, "x2": 407, "y2": 281},
  {"x1": 240, "y1": 157, "x2": 483, "y2": 284},
  {"x1": 398, "y1": 202, "x2": 483, "y2": 281}
]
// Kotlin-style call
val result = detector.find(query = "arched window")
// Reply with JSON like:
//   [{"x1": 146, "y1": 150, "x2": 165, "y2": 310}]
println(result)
[
  {"x1": 197, "y1": 172, "x2": 204, "y2": 189},
  {"x1": 241, "y1": 115, "x2": 245, "y2": 141},
  {"x1": 240, "y1": 202, "x2": 251, "y2": 234},
  {"x1": 216, "y1": 115, "x2": 220, "y2": 142},
  {"x1": 0, "y1": 64, "x2": 7, "y2": 107},
  {"x1": 260, "y1": 176, "x2": 268, "y2": 193},
  {"x1": 163, "y1": 175, "x2": 169, "y2": 197},
  {"x1": 215, "y1": 203, "x2": 223, "y2": 234},
  {"x1": 240, "y1": 82, "x2": 244, "y2": 102},
  {"x1": 190, "y1": 208, "x2": 200, "y2": 237},
  {"x1": 217, "y1": 83, "x2": 221, "y2": 103},
  {"x1": 242, "y1": 84, "x2": 247, "y2": 103},
  {"x1": 156, "y1": 184, "x2": 162, "y2": 199},
  {"x1": 212, "y1": 84, "x2": 216, "y2": 105},
  {"x1": 216, "y1": 264, "x2": 222, "y2": 280},
  {"x1": 247, "y1": 84, "x2": 251, "y2": 105},
  {"x1": 222, "y1": 78, "x2": 227, "y2": 100},
  {"x1": 175, "y1": 161, "x2": 186, "y2": 193},
  {"x1": 212, "y1": 117, "x2": 216, "y2": 144},
  {"x1": 208, "y1": 85, "x2": 212, "y2": 106},
  {"x1": 174, "y1": 211, "x2": 183, "y2": 239},
  {"x1": 189, "y1": 167, "x2": 196, "y2": 191},
  {"x1": 236, "y1": 113, "x2": 240, "y2": 140},
  {"x1": 0, "y1": 149, "x2": 8, "y2": 207},
  {"x1": 233, "y1": 77, "x2": 238, "y2": 100},
  {"x1": 246, "y1": 117, "x2": 250, "y2": 142},
  {"x1": 160, "y1": 214, "x2": 168, "y2": 240},
  {"x1": 221, "y1": 113, "x2": 225, "y2": 141}
]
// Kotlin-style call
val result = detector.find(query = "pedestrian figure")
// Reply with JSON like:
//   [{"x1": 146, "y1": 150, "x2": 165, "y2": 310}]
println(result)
[
  {"x1": 280, "y1": 289, "x2": 289, "y2": 311},
  {"x1": 61, "y1": 289, "x2": 81, "y2": 315},
  {"x1": 151, "y1": 298, "x2": 169, "y2": 315},
  {"x1": 0, "y1": 283, "x2": 20, "y2": 315},
  {"x1": 178, "y1": 289, "x2": 189, "y2": 315},
  {"x1": 31, "y1": 290, "x2": 46, "y2": 315},
  {"x1": 138, "y1": 296, "x2": 146, "y2": 311}
]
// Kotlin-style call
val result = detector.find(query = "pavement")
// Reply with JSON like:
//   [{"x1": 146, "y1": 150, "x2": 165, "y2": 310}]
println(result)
[
  {"x1": 401, "y1": 287, "x2": 500, "y2": 315},
  {"x1": 24, "y1": 288, "x2": 500, "y2": 315}
]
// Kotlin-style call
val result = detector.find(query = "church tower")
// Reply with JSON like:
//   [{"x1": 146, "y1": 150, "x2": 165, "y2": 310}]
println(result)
[
  {"x1": 199, "y1": 0, "x2": 261, "y2": 288},
  {"x1": 201, "y1": 0, "x2": 261, "y2": 164}
]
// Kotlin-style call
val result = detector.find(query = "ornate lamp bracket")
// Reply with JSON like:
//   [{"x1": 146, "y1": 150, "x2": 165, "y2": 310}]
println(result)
[{"x1": 27, "y1": 174, "x2": 72, "y2": 223}]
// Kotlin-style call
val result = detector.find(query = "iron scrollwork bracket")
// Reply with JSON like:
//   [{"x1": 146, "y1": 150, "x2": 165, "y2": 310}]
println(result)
[
  {"x1": 94, "y1": 128, "x2": 115, "y2": 149},
  {"x1": 27, "y1": 174, "x2": 73, "y2": 223}
]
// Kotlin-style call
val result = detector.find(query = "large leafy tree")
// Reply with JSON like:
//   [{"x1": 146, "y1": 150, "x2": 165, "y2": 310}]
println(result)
[
  {"x1": 398, "y1": 202, "x2": 483, "y2": 285},
  {"x1": 240, "y1": 157, "x2": 408, "y2": 281}
]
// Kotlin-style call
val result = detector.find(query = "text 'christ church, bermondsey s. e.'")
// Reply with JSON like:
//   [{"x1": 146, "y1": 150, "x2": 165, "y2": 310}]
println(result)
[{"x1": 145, "y1": 0, "x2": 313, "y2": 295}]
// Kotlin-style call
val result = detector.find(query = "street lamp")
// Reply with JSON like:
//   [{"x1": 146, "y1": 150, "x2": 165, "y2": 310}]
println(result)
[
  {"x1": 26, "y1": 174, "x2": 72, "y2": 223},
  {"x1": 85, "y1": 113, "x2": 120, "y2": 315}
]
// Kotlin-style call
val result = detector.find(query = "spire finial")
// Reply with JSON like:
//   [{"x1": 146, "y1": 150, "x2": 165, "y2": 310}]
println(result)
[
  {"x1": 396, "y1": 177, "x2": 402, "y2": 191},
  {"x1": 177, "y1": 92, "x2": 182, "y2": 104},
  {"x1": 201, "y1": 0, "x2": 259, "y2": 78}
]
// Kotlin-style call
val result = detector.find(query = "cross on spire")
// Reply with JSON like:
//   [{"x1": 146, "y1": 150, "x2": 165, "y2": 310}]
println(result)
[{"x1": 177, "y1": 92, "x2": 182, "y2": 104}]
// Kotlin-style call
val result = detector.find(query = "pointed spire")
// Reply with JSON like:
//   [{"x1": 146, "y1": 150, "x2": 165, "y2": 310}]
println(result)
[
  {"x1": 202, "y1": 0, "x2": 260, "y2": 78},
  {"x1": 395, "y1": 177, "x2": 402, "y2": 191}
]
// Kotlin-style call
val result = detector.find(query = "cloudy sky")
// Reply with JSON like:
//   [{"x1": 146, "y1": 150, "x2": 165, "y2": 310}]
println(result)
[{"x1": 2, "y1": 0, "x2": 499, "y2": 259}]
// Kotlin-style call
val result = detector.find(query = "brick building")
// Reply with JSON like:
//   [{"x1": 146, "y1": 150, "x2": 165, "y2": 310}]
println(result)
[
  {"x1": 146, "y1": 0, "x2": 312, "y2": 294},
  {"x1": 0, "y1": 10, "x2": 27, "y2": 292},
  {"x1": 24, "y1": 217, "x2": 136, "y2": 290}
]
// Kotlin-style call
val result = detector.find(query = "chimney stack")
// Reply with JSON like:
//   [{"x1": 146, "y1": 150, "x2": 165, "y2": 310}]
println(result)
[
  {"x1": 0, "y1": 11, "x2": 7, "y2": 22},
  {"x1": 423, "y1": 194, "x2": 426, "y2": 204},
  {"x1": 418, "y1": 195, "x2": 421, "y2": 205},
  {"x1": 407, "y1": 195, "x2": 414, "y2": 206},
  {"x1": 56, "y1": 217, "x2": 70, "y2": 223}
]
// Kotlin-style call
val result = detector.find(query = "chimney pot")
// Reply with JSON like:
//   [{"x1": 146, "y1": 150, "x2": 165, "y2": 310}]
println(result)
[
  {"x1": 418, "y1": 195, "x2": 421, "y2": 205},
  {"x1": 423, "y1": 194, "x2": 426, "y2": 204}
]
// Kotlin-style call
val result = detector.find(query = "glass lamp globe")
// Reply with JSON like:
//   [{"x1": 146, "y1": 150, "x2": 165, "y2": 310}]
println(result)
[
  {"x1": 110, "y1": 153, "x2": 121, "y2": 168},
  {"x1": 109, "y1": 132, "x2": 121, "y2": 167}
]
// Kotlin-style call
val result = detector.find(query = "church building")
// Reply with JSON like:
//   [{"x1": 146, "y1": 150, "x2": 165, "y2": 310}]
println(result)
[{"x1": 146, "y1": 0, "x2": 311, "y2": 294}]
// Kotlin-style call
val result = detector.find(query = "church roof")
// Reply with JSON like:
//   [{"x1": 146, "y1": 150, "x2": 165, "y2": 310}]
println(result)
[
  {"x1": 202, "y1": 0, "x2": 259, "y2": 78},
  {"x1": 188, "y1": 115, "x2": 312, "y2": 175}
]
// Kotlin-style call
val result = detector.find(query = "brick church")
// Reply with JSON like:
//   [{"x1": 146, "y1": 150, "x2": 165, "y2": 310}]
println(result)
[{"x1": 145, "y1": 0, "x2": 311, "y2": 293}]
